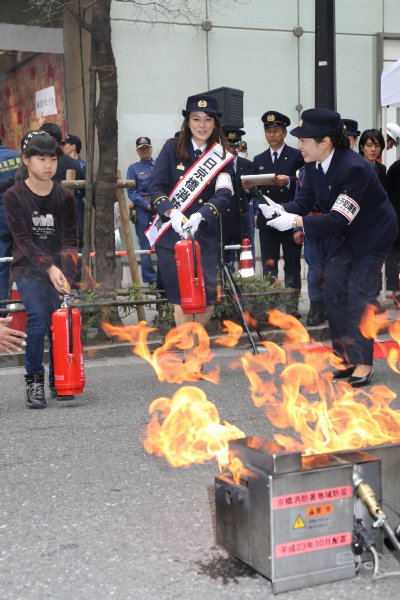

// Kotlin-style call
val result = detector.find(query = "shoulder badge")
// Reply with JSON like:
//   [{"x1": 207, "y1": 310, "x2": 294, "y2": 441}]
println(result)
[{"x1": 176, "y1": 163, "x2": 185, "y2": 171}]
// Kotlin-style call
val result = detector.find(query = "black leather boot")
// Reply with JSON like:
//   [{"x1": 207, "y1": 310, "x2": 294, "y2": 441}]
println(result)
[
  {"x1": 307, "y1": 300, "x2": 326, "y2": 326},
  {"x1": 25, "y1": 373, "x2": 46, "y2": 409}
]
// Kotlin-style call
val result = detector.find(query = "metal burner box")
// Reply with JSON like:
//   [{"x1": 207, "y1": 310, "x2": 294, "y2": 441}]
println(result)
[{"x1": 215, "y1": 437, "x2": 391, "y2": 594}]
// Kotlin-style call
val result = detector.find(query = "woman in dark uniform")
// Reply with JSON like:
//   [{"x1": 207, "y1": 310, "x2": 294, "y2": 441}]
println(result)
[
  {"x1": 260, "y1": 108, "x2": 398, "y2": 387},
  {"x1": 149, "y1": 93, "x2": 234, "y2": 327}
]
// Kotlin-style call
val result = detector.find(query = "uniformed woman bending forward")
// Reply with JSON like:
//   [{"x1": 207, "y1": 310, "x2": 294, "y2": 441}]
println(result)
[
  {"x1": 148, "y1": 94, "x2": 234, "y2": 327},
  {"x1": 261, "y1": 108, "x2": 398, "y2": 387}
]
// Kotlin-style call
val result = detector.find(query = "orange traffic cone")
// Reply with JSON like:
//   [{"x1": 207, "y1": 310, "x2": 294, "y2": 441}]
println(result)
[
  {"x1": 239, "y1": 238, "x2": 255, "y2": 277},
  {"x1": 7, "y1": 284, "x2": 27, "y2": 332}
]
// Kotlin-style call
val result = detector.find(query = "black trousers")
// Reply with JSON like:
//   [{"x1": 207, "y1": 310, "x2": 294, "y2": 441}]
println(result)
[
  {"x1": 324, "y1": 245, "x2": 389, "y2": 366},
  {"x1": 259, "y1": 228, "x2": 302, "y2": 290}
]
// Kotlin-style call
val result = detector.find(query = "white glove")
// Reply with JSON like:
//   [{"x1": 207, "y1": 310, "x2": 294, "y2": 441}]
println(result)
[
  {"x1": 182, "y1": 212, "x2": 203, "y2": 237},
  {"x1": 262, "y1": 195, "x2": 285, "y2": 212},
  {"x1": 259, "y1": 203, "x2": 283, "y2": 220},
  {"x1": 267, "y1": 213, "x2": 298, "y2": 231},
  {"x1": 169, "y1": 209, "x2": 186, "y2": 236}
]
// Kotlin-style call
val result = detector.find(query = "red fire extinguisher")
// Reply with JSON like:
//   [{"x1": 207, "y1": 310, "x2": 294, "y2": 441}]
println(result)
[
  {"x1": 51, "y1": 295, "x2": 85, "y2": 396},
  {"x1": 175, "y1": 237, "x2": 206, "y2": 314}
]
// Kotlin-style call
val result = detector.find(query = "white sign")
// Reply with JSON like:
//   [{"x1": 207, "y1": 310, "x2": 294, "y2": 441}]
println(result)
[{"x1": 35, "y1": 85, "x2": 57, "y2": 117}]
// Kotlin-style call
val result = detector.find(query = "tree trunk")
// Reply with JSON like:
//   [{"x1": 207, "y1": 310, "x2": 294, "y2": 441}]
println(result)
[{"x1": 91, "y1": 0, "x2": 118, "y2": 295}]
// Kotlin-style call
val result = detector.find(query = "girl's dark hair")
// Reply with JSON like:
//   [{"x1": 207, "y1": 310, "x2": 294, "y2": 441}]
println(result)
[
  {"x1": 358, "y1": 128, "x2": 385, "y2": 157},
  {"x1": 16, "y1": 131, "x2": 60, "y2": 181},
  {"x1": 314, "y1": 127, "x2": 350, "y2": 150},
  {"x1": 176, "y1": 113, "x2": 227, "y2": 162}
]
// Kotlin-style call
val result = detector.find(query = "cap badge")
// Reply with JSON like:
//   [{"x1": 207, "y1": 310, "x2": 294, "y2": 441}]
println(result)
[
  {"x1": 198, "y1": 100, "x2": 207, "y2": 108},
  {"x1": 267, "y1": 114, "x2": 276, "y2": 122},
  {"x1": 298, "y1": 119, "x2": 303, "y2": 127},
  {"x1": 177, "y1": 163, "x2": 185, "y2": 170},
  {"x1": 228, "y1": 132, "x2": 236, "y2": 140}
]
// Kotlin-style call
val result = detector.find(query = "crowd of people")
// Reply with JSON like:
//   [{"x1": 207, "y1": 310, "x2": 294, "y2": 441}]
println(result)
[{"x1": 1, "y1": 97, "x2": 400, "y2": 405}]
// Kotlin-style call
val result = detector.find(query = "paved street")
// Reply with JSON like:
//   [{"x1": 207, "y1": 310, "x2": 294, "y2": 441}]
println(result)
[{"x1": 1, "y1": 346, "x2": 400, "y2": 599}]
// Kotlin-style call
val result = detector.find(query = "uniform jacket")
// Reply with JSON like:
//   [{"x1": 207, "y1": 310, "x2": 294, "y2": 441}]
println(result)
[
  {"x1": 284, "y1": 147, "x2": 398, "y2": 260},
  {"x1": 0, "y1": 146, "x2": 21, "y2": 203},
  {"x1": 252, "y1": 144, "x2": 303, "y2": 229},
  {"x1": 127, "y1": 159, "x2": 156, "y2": 211},
  {"x1": 221, "y1": 155, "x2": 253, "y2": 241},
  {"x1": 149, "y1": 138, "x2": 234, "y2": 249}
]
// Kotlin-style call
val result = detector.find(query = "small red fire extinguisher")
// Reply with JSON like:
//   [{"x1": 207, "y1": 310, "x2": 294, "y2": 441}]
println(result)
[
  {"x1": 175, "y1": 237, "x2": 206, "y2": 314},
  {"x1": 51, "y1": 295, "x2": 85, "y2": 396}
]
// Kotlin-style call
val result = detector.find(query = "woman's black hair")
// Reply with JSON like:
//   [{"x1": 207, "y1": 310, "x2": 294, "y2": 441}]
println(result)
[
  {"x1": 358, "y1": 128, "x2": 385, "y2": 157},
  {"x1": 314, "y1": 127, "x2": 350, "y2": 150},
  {"x1": 177, "y1": 113, "x2": 227, "y2": 162},
  {"x1": 16, "y1": 131, "x2": 60, "y2": 181}
]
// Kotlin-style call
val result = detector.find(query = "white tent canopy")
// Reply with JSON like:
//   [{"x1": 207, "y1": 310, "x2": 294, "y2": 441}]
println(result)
[{"x1": 381, "y1": 59, "x2": 400, "y2": 107}]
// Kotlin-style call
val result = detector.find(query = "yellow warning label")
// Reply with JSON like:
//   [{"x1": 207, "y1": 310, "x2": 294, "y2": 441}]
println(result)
[{"x1": 293, "y1": 515, "x2": 306, "y2": 529}]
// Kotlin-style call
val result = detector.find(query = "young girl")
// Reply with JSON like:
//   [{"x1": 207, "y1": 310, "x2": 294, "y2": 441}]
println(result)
[{"x1": 3, "y1": 131, "x2": 79, "y2": 408}]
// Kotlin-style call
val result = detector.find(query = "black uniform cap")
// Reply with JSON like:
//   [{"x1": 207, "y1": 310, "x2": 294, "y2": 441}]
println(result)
[{"x1": 262, "y1": 111, "x2": 290, "y2": 129}]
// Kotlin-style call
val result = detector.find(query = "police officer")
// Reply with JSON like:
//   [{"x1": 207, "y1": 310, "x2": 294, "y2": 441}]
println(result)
[
  {"x1": 245, "y1": 111, "x2": 303, "y2": 308},
  {"x1": 262, "y1": 108, "x2": 398, "y2": 387},
  {"x1": 127, "y1": 137, "x2": 157, "y2": 285},
  {"x1": 342, "y1": 119, "x2": 360, "y2": 150},
  {"x1": 0, "y1": 139, "x2": 21, "y2": 300},
  {"x1": 221, "y1": 128, "x2": 253, "y2": 269}
]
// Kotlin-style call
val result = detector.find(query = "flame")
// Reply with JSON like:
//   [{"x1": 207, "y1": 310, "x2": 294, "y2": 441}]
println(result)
[
  {"x1": 214, "y1": 320, "x2": 243, "y2": 347},
  {"x1": 241, "y1": 308, "x2": 400, "y2": 454},
  {"x1": 143, "y1": 386, "x2": 245, "y2": 474},
  {"x1": 102, "y1": 320, "x2": 220, "y2": 383},
  {"x1": 103, "y1": 303, "x2": 400, "y2": 480}
]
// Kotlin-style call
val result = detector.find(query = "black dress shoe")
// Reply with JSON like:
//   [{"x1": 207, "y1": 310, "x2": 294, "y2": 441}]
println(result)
[
  {"x1": 348, "y1": 368, "x2": 374, "y2": 388},
  {"x1": 332, "y1": 365, "x2": 355, "y2": 379}
]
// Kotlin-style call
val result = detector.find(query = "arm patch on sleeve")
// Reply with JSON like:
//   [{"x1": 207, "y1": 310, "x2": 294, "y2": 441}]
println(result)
[
  {"x1": 331, "y1": 194, "x2": 360, "y2": 223},
  {"x1": 215, "y1": 172, "x2": 233, "y2": 194}
]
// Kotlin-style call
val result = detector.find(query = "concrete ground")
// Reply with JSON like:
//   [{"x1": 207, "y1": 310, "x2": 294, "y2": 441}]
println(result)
[{"x1": 2, "y1": 341, "x2": 400, "y2": 599}]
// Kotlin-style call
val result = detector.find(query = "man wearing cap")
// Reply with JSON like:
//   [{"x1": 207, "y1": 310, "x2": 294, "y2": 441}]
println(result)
[
  {"x1": 342, "y1": 119, "x2": 360, "y2": 150},
  {"x1": 247, "y1": 110, "x2": 303, "y2": 309},
  {"x1": 61, "y1": 134, "x2": 86, "y2": 176},
  {"x1": 127, "y1": 137, "x2": 157, "y2": 285},
  {"x1": 221, "y1": 128, "x2": 253, "y2": 269},
  {"x1": 261, "y1": 107, "x2": 398, "y2": 387},
  {"x1": 61, "y1": 134, "x2": 86, "y2": 252},
  {"x1": 386, "y1": 122, "x2": 400, "y2": 150}
]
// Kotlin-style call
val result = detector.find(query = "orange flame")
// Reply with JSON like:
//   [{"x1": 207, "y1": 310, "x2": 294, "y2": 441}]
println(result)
[
  {"x1": 104, "y1": 304, "x2": 400, "y2": 480},
  {"x1": 214, "y1": 320, "x2": 243, "y2": 347},
  {"x1": 102, "y1": 320, "x2": 220, "y2": 384},
  {"x1": 143, "y1": 386, "x2": 245, "y2": 473},
  {"x1": 241, "y1": 308, "x2": 400, "y2": 454}
]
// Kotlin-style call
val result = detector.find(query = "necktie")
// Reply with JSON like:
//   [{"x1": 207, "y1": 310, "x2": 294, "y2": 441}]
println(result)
[
  {"x1": 194, "y1": 149, "x2": 202, "y2": 159},
  {"x1": 273, "y1": 151, "x2": 278, "y2": 164},
  {"x1": 317, "y1": 163, "x2": 325, "y2": 189}
]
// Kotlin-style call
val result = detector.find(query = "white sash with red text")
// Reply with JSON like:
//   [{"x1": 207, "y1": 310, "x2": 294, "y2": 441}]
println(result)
[{"x1": 145, "y1": 143, "x2": 233, "y2": 247}]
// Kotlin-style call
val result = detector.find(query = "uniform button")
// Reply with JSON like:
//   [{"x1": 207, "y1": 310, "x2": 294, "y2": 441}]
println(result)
[{"x1": 198, "y1": 199, "x2": 203, "y2": 204}]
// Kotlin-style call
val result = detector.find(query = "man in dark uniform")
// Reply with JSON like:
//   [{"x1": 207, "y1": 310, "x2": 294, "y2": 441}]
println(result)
[
  {"x1": 247, "y1": 111, "x2": 303, "y2": 307},
  {"x1": 127, "y1": 136, "x2": 157, "y2": 285},
  {"x1": 263, "y1": 108, "x2": 398, "y2": 387},
  {"x1": 221, "y1": 128, "x2": 253, "y2": 270}
]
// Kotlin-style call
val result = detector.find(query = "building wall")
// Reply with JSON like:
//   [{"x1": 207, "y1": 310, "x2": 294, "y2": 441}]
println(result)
[{"x1": 110, "y1": 0, "x2": 400, "y2": 175}]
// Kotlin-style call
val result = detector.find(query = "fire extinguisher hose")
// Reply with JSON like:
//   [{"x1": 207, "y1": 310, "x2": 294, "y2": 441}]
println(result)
[
  {"x1": 191, "y1": 237, "x2": 198, "y2": 281},
  {"x1": 68, "y1": 304, "x2": 73, "y2": 355}
]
